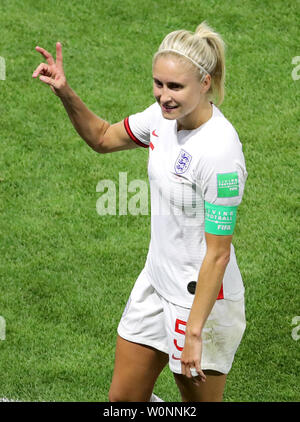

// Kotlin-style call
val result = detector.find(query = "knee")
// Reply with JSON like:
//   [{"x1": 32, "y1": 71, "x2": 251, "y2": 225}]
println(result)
[
  {"x1": 108, "y1": 384, "x2": 132, "y2": 402},
  {"x1": 108, "y1": 383, "x2": 152, "y2": 402}
]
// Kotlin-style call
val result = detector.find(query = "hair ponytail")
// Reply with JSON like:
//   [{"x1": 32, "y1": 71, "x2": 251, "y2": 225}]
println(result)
[
  {"x1": 154, "y1": 21, "x2": 226, "y2": 106},
  {"x1": 194, "y1": 22, "x2": 225, "y2": 105}
]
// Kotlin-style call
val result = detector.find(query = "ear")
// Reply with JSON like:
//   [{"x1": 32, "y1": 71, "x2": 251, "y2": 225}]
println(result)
[{"x1": 201, "y1": 74, "x2": 211, "y2": 94}]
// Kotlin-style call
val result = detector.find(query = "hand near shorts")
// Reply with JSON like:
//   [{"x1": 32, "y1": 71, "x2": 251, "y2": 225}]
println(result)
[{"x1": 180, "y1": 331, "x2": 206, "y2": 383}]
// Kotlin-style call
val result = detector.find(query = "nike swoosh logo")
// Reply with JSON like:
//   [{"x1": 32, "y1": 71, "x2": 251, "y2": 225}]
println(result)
[
  {"x1": 152, "y1": 130, "x2": 159, "y2": 137},
  {"x1": 171, "y1": 354, "x2": 181, "y2": 361}
]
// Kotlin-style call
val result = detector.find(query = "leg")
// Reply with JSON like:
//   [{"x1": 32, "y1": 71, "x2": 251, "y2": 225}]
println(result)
[
  {"x1": 174, "y1": 370, "x2": 227, "y2": 402},
  {"x1": 109, "y1": 335, "x2": 169, "y2": 402}
]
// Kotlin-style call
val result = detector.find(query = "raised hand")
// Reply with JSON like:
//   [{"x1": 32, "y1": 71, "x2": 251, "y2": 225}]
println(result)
[{"x1": 32, "y1": 42, "x2": 67, "y2": 95}]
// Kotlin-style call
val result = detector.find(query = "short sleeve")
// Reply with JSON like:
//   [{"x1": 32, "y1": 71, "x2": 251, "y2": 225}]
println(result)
[
  {"x1": 197, "y1": 132, "x2": 247, "y2": 206},
  {"x1": 195, "y1": 126, "x2": 248, "y2": 235},
  {"x1": 124, "y1": 103, "x2": 158, "y2": 148}
]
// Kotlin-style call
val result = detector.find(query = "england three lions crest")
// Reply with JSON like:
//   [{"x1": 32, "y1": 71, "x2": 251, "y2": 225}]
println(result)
[{"x1": 174, "y1": 149, "x2": 192, "y2": 174}]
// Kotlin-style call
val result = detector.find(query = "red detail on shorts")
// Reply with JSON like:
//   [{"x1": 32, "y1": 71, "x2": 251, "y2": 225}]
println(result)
[
  {"x1": 152, "y1": 129, "x2": 159, "y2": 137},
  {"x1": 150, "y1": 142, "x2": 154, "y2": 150},
  {"x1": 124, "y1": 117, "x2": 149, "y2": 148},
  {"x1": 175, "y1": 319, "x2": 186, "y2": 335},
  {"x1": 173, "y1": 339, "x2": 183, "y2": 351},
  {"x1": 217, "y1": 284, "x2": 224, "y2": 300},
  {"x1": 171, "y1": 353, "x2": 181, "y2": 361}
]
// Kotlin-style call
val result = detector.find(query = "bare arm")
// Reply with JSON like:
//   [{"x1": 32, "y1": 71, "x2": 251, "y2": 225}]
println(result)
[
  {"x1": 32, "y1": 43, "x2": 137, "y2": 153},
  {"x1": 180, "y1": 232, "x2": 232, "y2": 382}
]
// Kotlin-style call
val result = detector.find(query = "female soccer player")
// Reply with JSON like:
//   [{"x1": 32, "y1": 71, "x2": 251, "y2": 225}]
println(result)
[{"x1": 33, "y1": 22, "x2": 247, "y2": 402}]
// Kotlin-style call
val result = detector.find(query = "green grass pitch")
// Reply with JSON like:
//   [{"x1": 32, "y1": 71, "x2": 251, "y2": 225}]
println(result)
[{"x1": 0, "y1": 0, "x2": 299, "y2": 402}]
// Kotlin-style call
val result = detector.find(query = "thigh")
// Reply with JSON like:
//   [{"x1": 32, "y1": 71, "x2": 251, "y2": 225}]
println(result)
[
  {"x1": 109, "y1": 335, "x2": 169, "y2": 402},
  {"x1": 174, "y1": 370, "x2": 227, "y2": 402}
]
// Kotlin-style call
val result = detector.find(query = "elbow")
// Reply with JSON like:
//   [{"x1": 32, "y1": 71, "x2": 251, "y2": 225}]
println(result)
[
  {"x1": 207, "y1": 250, "x2": 231, "y2": 269},
  {"x1": 93, "y1": 140, "x2": 106, "y2": 154},
  {"x1": 92, "y1": 122, "x2": 111, "y2": 154},
  {"x1": 204, "y1": 233, "x2": 232, "y2": 270},
  {"x1": 216, "y1": 253, "x2": 230, "y2": 269},
  {"x1": 93, "y1": 135, "x2": 111, "y2": 154}
]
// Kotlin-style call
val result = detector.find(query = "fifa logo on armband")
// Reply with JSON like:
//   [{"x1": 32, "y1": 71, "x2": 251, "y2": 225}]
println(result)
[
  {"x1": 0, "y1": 316, "x2": 6, "y2": 341},
  {"x1": 0, "y1": 57, "x2": 6, "y2": 80}
]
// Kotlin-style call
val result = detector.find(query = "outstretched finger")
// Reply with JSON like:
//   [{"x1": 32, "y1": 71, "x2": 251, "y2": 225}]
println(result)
[
  {"x1": 55, "y1": 42, "x2": 63, "y2": 68},
  {"x1": 35, "y1": 46, "x2": 55, "y2": 65}
]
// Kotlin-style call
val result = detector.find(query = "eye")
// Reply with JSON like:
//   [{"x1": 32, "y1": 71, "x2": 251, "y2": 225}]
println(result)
[
  {"x1": 153, "y1": 78, "x2": 163, "y2": 88},
  {"x1": 168, "y1": 83, "x2": 184, "y2": 91}
]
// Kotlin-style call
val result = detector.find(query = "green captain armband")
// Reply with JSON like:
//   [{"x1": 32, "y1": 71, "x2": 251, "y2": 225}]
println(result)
[{"x1": 204, "y1": 201, "x2": 238, "y2": 235}]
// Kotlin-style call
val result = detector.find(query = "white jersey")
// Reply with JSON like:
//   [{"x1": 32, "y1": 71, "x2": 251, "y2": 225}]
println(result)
[{"x1": 124, "y1": 102, "x2": 247, "y2": 308}]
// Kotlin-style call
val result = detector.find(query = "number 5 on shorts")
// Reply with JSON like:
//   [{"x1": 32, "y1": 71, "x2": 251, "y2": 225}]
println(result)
[{"x1": 172, "y1": 319, "x2": 186, "y2": 360}]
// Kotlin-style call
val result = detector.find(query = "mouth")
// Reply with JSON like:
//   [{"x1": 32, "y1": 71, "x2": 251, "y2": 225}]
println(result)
[{"x1": 161, "y1": 103, "x2": 179, "y2": 113}]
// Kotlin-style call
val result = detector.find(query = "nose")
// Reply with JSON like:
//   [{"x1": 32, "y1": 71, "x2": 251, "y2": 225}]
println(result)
[{"x1": 158, "y1": 86, "x2": 172, "y2": 104}]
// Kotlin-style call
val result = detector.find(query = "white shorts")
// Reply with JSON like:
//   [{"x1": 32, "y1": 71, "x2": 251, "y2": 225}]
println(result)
[{"x1": 118, "y1": 270, "x2": 246, "y2": 375}]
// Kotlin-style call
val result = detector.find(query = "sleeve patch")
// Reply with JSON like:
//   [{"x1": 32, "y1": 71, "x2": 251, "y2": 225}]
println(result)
[
  {"x1": 217, "y1": 172, "x2": 239, "y2": 198},
  {"x1": 205, "y1": 201, "x2": 238, "y2": 235}
]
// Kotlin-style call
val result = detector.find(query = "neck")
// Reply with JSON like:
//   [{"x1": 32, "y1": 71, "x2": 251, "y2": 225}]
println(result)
[{"x1": 177, "y1": 101, "x2": 212, "y2": 131}]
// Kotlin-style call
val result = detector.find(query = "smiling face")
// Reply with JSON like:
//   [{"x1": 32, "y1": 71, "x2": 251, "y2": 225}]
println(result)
[{"x1": 152, "y1": 55, "x2": 211, "y2": 130}]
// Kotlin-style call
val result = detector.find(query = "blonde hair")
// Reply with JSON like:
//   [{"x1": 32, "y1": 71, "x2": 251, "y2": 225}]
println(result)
[{"x1": 153, "y1": 22, "x2": 226, "y2": 106}]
